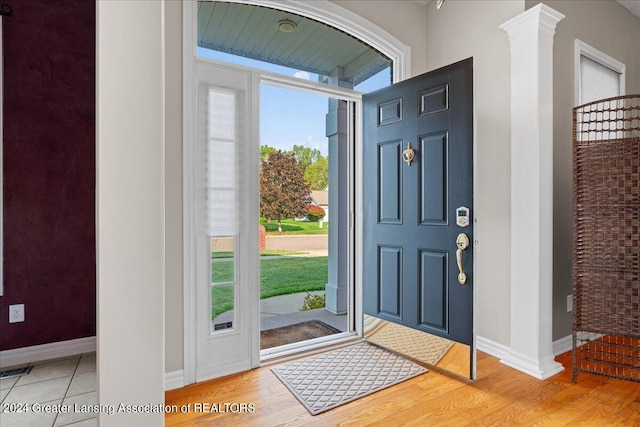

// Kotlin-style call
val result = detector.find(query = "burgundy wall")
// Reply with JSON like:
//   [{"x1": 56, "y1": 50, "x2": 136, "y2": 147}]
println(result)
[{"x1": 1, "y1": 0, "x2": 95, "y2": 350}]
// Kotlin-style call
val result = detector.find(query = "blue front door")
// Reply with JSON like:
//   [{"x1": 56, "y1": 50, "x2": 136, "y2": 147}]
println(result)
[{"x1": 363, "y1": 58, "x2": 474, "y2": 346}]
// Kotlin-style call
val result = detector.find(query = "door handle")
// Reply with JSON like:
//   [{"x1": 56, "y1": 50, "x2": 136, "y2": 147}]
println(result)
[{"x1": 456, "y1": 233, "x2": 469, "y2": 285}]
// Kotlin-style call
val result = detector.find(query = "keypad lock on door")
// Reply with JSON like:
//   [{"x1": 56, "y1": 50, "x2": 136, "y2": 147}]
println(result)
[{"x1": 456, "y1": 206, "x2": 470, "y2": 227}]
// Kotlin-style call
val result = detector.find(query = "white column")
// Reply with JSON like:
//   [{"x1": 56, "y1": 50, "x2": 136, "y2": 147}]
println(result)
[
  {"x1": 499, "y1": 3, "x2": 565, "y2": 380},
  {"x1": 97, "y1": 1, "x2": 165, "y2": 424},
  {"x1": 325, "y1": 67, "x2": 350, "y2": 315}
]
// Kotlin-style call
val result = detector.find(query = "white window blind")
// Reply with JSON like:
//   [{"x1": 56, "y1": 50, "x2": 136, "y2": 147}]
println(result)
[
  {"x1": 580, "y1": 55, "x2": 620, "y2": 105},
  {"x1": 206, "y1": 87, "x2": 237, "y2": 237}
]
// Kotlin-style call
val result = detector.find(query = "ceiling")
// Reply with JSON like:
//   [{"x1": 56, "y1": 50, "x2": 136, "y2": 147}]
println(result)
[
  {"x1": 417, "y1": 0, "x2": 640, "y2": 17},
  {"x1": 197, "y1": 1, "x2": 391, "y2": 86},
  {"x1": 197, "y1": 0, "x2": 639, "y2": 85}
]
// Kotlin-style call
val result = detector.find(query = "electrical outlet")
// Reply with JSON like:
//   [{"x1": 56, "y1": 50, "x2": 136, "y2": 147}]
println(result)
[
  {"x1": 567, "y1": 295, "x2": 573, "y2": 312},
  {"x1": 9, "y1": 304, "x2": 25, "y2": 323}
]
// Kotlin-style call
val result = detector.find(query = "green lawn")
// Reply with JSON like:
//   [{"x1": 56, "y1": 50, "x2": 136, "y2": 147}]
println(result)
[
  {"x1": 260, "y1": 218, "x2": 328, "y2": 235},
  {"x1": 211, "y1": 249, "x2": 304, "y2": 259},
  {"x1": 210, "y1": 256, "x2": 327, "y2": 319},
  {"x1": 209, "y1": 286, "x2": 235, "y2": 321}
]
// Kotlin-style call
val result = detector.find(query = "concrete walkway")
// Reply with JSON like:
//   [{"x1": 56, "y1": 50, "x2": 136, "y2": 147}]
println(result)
[{"x1": 213, "y1": 291, "x2": 347, "y2": 332}]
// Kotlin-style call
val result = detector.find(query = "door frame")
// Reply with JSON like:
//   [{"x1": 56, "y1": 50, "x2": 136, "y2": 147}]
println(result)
[{"x1": 182, "y1": 0, "x2": 428, "y2": 386}]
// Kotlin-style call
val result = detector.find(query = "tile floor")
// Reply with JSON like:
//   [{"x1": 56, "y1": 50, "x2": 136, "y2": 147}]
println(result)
[{"x1": 0, "y1": 353, "x2": 96, "y2": 427}]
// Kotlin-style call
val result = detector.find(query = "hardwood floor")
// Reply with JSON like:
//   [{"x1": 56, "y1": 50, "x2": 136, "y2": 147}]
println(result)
[{"x1": 165, "y1": 349, "x2": 640, "y2": 426}]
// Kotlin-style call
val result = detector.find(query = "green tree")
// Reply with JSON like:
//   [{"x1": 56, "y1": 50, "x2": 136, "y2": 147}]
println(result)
[
  {"x1": 290, "y1": 145, "x2": 321, "y2": 168},
  {"x1": 260, "y1": 145, "x2": 277, "y2": 161},
  {"x1": 305, "y1": 155, "x2": 329, "y2": 190},
  {"x1": 260, "y1": 151, "x2": 311, "y2": 232}
]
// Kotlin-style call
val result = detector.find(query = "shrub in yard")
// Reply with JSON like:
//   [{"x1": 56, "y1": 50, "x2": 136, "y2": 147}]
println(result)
[
  {"x1": 300, "y1": 292, "x2": 325, "y2": 311},
  {"x1": 307, "y1": 204, "x2": 325, "y2": 222}
]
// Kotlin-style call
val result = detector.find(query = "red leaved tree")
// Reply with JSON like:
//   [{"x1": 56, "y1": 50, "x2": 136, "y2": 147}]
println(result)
[{"x1": 260, "y1": 151, "x2": 312, "y2": 232}]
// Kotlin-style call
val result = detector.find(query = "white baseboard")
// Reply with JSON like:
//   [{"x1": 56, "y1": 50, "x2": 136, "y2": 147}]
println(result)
[
  {"x1": 480, "y1": 334, "x2": 574, "y2": 359},
  {"x1": 553, "y1": 335, "x2": 572, "y2": 356},
  {"x1": 476, "y1": 335, "x2": 510, "y2": 360},
  {"x1": 0, "y1": 336, "x2": 96, "y2": 368},
  {"x1": 2, "y1": 339, "x2": 190, "y2": 392},
  {"x1": 553, "y1": 332, "x2": 606, "y2": 356},
  {"x1": 165, "y1": 370, "x2": 185, "y2": 391},
  {"x1": 161, "y1": 335, "x2": 572, "y2": 391},
  {"x1": 196, "y1": 359, "x2": 252, "y2": 384},
  {"x1": 478, "y1": 334, "x2": 575, "y2": 360},
  {"x1": 477, "y1": 335, "x2": 565, "y2": 380},
  {"x1": 162, "y1": 335, "x2": 571, "y2": 390}
]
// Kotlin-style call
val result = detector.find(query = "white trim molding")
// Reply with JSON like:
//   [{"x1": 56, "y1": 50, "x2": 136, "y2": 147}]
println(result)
[
  {"x1": 165, "y1": 370, "x2": 185, "y2": 391},
  {"x1": 500, "y1": 349, "x2": 563, "y2": 381},
  {"x1": 478, "y1": 334, "x2": 566, "y2": 377},
  {"x1": 553, "y1": 335, "x2": 572, "y2": 356},
  {"x1": 476, "y1": 335, "x2": 511, "y2": 361},
  {"x1": 0, "y1": 337, "x2": 96, "y2": 368},
  {"x1": 574, "y1": 39, "x2": 626, "y2": 106},
  {"x1": 552, "y1": 333, "x2": 605, "y2": 357},
  {"x1": 499, "y1": 4, "x2": 565, "y2": 381}
]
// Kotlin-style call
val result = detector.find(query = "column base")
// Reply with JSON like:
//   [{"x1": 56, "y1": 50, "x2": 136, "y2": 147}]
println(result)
[
  {"x1": 324, "y1": 282, "x2": 347, "y2": 315},
  {"x1": 500, "y1": 349, "x2": 564, "y2": 380}
]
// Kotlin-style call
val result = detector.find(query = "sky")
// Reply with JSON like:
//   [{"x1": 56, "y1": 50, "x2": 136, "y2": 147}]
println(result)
[{"x1": 197, "y1": 48, "x2": 390, "y2": 156}]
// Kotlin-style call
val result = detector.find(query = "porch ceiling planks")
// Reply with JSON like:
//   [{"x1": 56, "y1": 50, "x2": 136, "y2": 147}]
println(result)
[{"x1": 197, "y1": 1, "x2": 390, "y2": 85}]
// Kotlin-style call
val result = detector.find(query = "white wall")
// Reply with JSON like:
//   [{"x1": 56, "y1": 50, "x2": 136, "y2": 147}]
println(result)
[
  {"x1": 97, "y1": 1, "x2": 165, "y2": 425},
  {"x1": 422, "y1": 0, "x2": 525, "y2": 347},
  {"x1": 525, "y1": 0, "x2": 640, "y2": 340}
]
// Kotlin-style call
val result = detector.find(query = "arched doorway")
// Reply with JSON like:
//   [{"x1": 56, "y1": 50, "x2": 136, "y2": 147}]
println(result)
[{"x1": 183, "y1": 0, "x2": 411, "y2": 384}]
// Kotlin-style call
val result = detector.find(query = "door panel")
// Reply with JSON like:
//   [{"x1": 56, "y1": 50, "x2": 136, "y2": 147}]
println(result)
[
  {"x1": 418, "y1": 249, "x2": 448, "y2": 331},
  {"x1": 378, "y1": 141, "x2": 403, "y2": 224},
  {"x1": 378, "y1": 98, "x2": 403, "y2": 126},
  {"x1": 363, "y1": 58, "x2": 474, "y2": 378},
  {"x1": 419, "y1": 84, "x2": 448, "y2": 115},
  {"x1": 419, "y1": 132, "x2": 448, "y2": 225},
  {"x1": 378, "y1": 245, "x2": 402, "y2": 319}
]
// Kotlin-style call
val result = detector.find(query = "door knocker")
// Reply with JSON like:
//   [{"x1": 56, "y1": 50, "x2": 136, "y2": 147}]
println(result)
[{"x1": 402, "y1": 142, "x2": 415, "y2": 167}]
